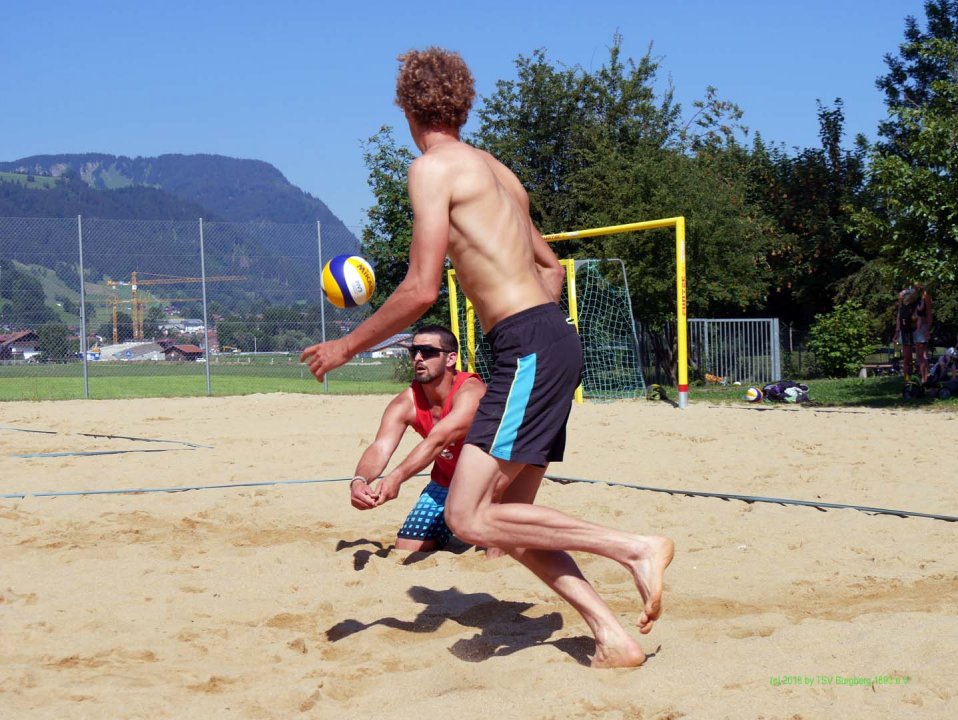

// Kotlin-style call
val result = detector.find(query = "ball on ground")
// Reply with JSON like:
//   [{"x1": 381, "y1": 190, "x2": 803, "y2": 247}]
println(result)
[
  {"x1": 745, "y1": 386, "x2": 763, "y2": 403},
  {"x1": 321, "y1": 255, "x2": 376, "y2": 308}
]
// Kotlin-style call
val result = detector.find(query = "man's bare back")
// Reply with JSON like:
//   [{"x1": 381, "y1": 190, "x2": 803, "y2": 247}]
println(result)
[{"x1": 407, "y1": 135, "x2": 563, "y2": 332}]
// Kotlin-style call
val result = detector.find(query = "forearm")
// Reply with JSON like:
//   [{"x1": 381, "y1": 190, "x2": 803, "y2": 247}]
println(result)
[
  {"x1": 342, "y1": 280, "x2": 436, "y2": 357},
  {"x1": 383, "y1": 435, "x2": 446, "y2": 485},
  {"x1": 353, "y1": 445, "x2": 392, "y2": 483}
]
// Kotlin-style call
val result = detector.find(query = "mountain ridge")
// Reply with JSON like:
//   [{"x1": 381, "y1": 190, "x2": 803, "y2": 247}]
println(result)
[
  {"x1": 0, "y1": 153, "x2": 361, "y2": 311},
  {"x1": 0, "y1": 152, "x2": 352, "y2": 227}
]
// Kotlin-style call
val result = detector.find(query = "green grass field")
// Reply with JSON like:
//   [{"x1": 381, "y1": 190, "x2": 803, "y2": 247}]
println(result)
[
  {"x1": 0, "y1": 358, "x2": 408, "y2": 401},
  {"x1": 0, "y1": 171, "x2": 59, "y2": 189},
  {"x1": 2, "y1": 356, "x2": 955, "y2": 408}
]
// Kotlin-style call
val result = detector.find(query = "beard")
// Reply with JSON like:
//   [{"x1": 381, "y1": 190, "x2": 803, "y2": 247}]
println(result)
[{"x1": 413, "y1": 366, "x2": 441, "y2": 384}]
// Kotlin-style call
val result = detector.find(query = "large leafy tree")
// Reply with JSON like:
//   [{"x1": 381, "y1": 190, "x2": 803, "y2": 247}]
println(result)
[
  {"x1": 472, "y1": 49, "x2": 586, "y2": 232},
  {"x1": 876, "y1": 0, "x2": 958, "y2": 155},
  {"x1": 475, "y1": 36, "x2": 773, "y2": 328},
  {"x1": 852, "y1": 0, "x2": 958, "y2": 338},
  {"x1": 750, "y1": 101, "x2": 871, "y2": 333},
  {"x1": 474, "y1": 35, "x2": 681, "y2": 236}
]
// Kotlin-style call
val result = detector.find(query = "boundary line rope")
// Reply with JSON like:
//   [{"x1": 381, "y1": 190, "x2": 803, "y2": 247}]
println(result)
[
  {"x1": 544, "y1": 474, "x2": 958, "y2": 523},
  {"x1": 2, "y1": 472, "x2": 954, "y2": 523}
]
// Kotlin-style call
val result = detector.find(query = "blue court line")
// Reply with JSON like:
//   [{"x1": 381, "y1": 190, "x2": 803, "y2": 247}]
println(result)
[{"x1": 545, "y1": 474, "x2": 958, "y2": 523}]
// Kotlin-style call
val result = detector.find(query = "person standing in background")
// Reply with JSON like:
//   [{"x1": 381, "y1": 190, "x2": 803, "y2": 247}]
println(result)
[{"x1": 895, "y1": 284, "x2": 933, "y2": 385}]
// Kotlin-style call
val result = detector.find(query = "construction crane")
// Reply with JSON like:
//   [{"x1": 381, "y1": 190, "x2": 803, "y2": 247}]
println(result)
[
  {"x1": 99, "y1": 295, "x2": 203, "y2": 344},
  {"x1": 105, "y1": 272, "x2": 244, "y2": 341}
]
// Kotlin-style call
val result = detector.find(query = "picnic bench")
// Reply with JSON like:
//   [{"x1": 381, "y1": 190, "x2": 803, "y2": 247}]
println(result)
[{"x1": 859, "y1": 362, "x2": 899, "y2": 378}]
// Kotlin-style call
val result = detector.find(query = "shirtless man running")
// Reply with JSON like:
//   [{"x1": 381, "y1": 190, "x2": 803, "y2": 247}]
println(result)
[{"x1": 301, "y1": 47, "x2": 673, "y2": 668}]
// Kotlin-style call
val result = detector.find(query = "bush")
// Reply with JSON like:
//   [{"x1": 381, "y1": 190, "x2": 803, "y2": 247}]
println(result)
[
  {"x1": 392, "y1": 352, "x2": 412, "y2": 382},
  {"x1": 807, "y1": 301, "x2": 876, "y2": 378}
]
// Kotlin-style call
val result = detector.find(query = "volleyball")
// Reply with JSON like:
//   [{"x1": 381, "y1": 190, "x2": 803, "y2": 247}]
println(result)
[
  {"x1": 321, "y1": 255, "x2": 376, "y2": 308},
  {"x1": 745, "y1": 386, "x2": 763, "y2": 403}
]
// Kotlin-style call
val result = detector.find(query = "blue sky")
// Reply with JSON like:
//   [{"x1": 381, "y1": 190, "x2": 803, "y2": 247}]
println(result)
[{"x1": 1, "y1": 0, "x2": 927, "y2": 232}]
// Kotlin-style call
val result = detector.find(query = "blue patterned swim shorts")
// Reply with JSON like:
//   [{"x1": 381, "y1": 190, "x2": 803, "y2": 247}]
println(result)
[{"x1": 398, "y1": 481, "x2": 452, "y2": 547}]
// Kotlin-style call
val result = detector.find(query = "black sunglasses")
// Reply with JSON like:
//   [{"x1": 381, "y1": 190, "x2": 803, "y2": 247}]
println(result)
[{"x1": 408, "y1": 344, "x2": 452, "y2": 359}]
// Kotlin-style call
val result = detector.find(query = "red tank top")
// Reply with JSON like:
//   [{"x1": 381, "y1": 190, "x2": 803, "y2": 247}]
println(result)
[{"x1": 410, "y1": 372, "x2": 481, "y2": 487}]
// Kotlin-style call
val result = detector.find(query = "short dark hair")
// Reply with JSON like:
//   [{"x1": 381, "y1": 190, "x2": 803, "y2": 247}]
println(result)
[{"x1": 413, "y1": 324, "x2": 458, "y2": 352}]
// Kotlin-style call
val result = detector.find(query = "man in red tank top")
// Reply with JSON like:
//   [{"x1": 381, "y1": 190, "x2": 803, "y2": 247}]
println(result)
[{"x1": 349, "y1": 325, "x2": 484, "y2": 551}]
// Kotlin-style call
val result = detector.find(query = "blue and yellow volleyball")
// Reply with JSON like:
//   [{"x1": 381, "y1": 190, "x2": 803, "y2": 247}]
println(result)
[
  {"x1": 321, "y1": 255, "x2": 376, "y2": 308},
  {"x1": 745, "y1": 386, "x2": 763, "y2": 403}
]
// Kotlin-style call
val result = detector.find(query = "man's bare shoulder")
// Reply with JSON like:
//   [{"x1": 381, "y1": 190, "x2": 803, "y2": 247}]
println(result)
[
  {"x1": 414, "y1": 139, "x2": 481, "y2": 168},
  {"x1": 386, "y1": 386, "x2": 418, "y2": 421},
  {"x1": 462, "y1": 373, "x2": 486, "y2": 389}
]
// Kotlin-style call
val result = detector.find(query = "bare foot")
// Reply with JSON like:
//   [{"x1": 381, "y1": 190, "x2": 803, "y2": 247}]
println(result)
[
  {"x1": 627, "y1": 536, "x2": 675, "y2": 634},
  {"x1": 591, "y1": 630, "x2": 646, "y2": 669}
]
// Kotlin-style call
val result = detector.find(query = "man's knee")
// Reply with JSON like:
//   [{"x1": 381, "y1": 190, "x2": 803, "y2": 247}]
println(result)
[{"x1": 444, "y1": 504, "x2": 488, "y2": 546}]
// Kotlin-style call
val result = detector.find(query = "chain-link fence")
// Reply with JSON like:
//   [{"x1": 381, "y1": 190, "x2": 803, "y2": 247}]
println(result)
[
  {"x1": 0, "y1": 216, "x2": 410, "y2": 400},
  {"x1": 687, "y1": 318, "x2": 782, "y2": 385}
]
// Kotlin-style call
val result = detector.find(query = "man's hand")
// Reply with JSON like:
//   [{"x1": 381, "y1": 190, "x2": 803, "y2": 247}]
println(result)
[
  {"x1": 350, "y1": 477, "x2": 379, "y2": 510},
  {"x1": 300, "y1": 338, "x2": 352, "y2": 381},
  {"x1": 373, "y1": 474, "x2": 402, "y2": 506}
]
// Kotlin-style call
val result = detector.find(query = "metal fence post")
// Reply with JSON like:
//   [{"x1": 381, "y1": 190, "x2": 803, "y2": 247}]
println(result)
[
  {"x1": 77, "y1": 215, "x2": 89, "y2": 399},
  {"x1": 317, "y1": 220, "x2": 328, "y2": 393},
  {"x1": 771, "y1": 317, "x2": 782, "y2": 380},
  {"x1": 199, "y1": 218, "x2": 212, "y2": 396}
]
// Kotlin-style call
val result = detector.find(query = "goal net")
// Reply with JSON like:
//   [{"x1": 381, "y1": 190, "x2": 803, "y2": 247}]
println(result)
[{"x1": 447, "y1": 258, "x2": 646, "y2": 401}]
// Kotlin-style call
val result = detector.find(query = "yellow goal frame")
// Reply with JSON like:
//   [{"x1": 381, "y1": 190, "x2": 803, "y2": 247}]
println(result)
[{"x1": 447, "y1": 217, "x2": 689, "y2": 408}]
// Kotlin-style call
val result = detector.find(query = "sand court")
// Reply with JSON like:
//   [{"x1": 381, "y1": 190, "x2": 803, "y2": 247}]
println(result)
[{"x1": 2, "y1": 394, "x2": 956, "y2": 718}]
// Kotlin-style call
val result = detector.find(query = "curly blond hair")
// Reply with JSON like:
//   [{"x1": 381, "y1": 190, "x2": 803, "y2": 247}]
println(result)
[{"x1": 395, "y1": 48, "x2": 475, "y2": 130}]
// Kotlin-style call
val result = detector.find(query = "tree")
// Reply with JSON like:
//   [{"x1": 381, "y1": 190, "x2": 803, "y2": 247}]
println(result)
[
  {"x1": 37, "y1": 322, "x2": 72, "y2": 361},
  {"x1": 806, "y1": 301, "x2": 877, "y2": 378},
  {"x1": 142, "y1": 305, "x2": 165, "y2": 340},
  {"x1": 475, "y1": 35, "x2": 684, "y2": 236},
  {"x1": 474, "y1": 47, "x2": 596, "y2": 232},
  {"x1": 750, "y1": 101, "x2": 871, "y2": 332},
  {"x1": 476, "y1": 35, "x2": 772, "y2": 328},
  {"x1": 852, "y1": 1, "x2": 958, "y2": 338},
  {"x1": 96, "y1": 310, "x2": 133, "y2": 343},
  {"x1": 875, "y1": 0, "x2": 958, "y2": 156},
  {"x1": 0, "y1": 259, "x2": 59, "y2": 326}
]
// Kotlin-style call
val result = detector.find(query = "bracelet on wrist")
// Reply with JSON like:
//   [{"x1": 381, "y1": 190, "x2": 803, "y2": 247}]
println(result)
[{"x1": 350, "y1": 476, "x2": 367, "y2": 488}]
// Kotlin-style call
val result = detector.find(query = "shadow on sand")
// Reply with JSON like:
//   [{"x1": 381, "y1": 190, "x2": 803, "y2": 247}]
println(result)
[{"x1": 325, "y1": 583, "x2": 594, "y2": 666}]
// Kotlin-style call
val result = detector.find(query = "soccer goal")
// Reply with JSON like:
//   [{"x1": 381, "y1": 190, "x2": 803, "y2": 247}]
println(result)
[{"x1": 446, "y1": 216, "x2": 689, "y2": 406}]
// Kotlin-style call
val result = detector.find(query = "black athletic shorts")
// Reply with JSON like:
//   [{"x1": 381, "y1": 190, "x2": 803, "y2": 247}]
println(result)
[{"x1": 465, "y1": 303, "x2": 583, "y2": 466}]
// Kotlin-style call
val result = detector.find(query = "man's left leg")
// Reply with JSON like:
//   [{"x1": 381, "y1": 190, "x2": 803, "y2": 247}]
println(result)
[
  {"x1": 917, "y1": 342, "x2": 930, "y2": 384},
  {"x1": 498, "y1": 464, "x2": 647, "y2": 667}
]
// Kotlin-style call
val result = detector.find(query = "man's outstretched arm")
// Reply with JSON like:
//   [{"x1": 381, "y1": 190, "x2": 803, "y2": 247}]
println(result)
[
  {"x1": 301, "y1": 156, "x2": 451, "y2": 380},
  {"x1": 374, "y1": 377, "x2": 485, "y2": 505},
  {"x1": 350, "y1": 392, "x2": 413, "y2": 510}
]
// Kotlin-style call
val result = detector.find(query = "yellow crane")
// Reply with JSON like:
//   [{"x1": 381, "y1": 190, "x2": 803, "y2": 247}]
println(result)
[
  {"x1": 100, "y1": 295, "x2": 204, "y2": 344},
  {"x1": 105, "y1": 272, "x2": 244, "y2": 341}
]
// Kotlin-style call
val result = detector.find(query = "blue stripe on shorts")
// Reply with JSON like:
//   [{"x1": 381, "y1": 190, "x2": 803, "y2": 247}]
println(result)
[
  {"x1": 398, "y1": 481, "x2": 452, "y2": 547},
  {"x1": 491, "y1": 353, "x2": 536, "y2": 460}
]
